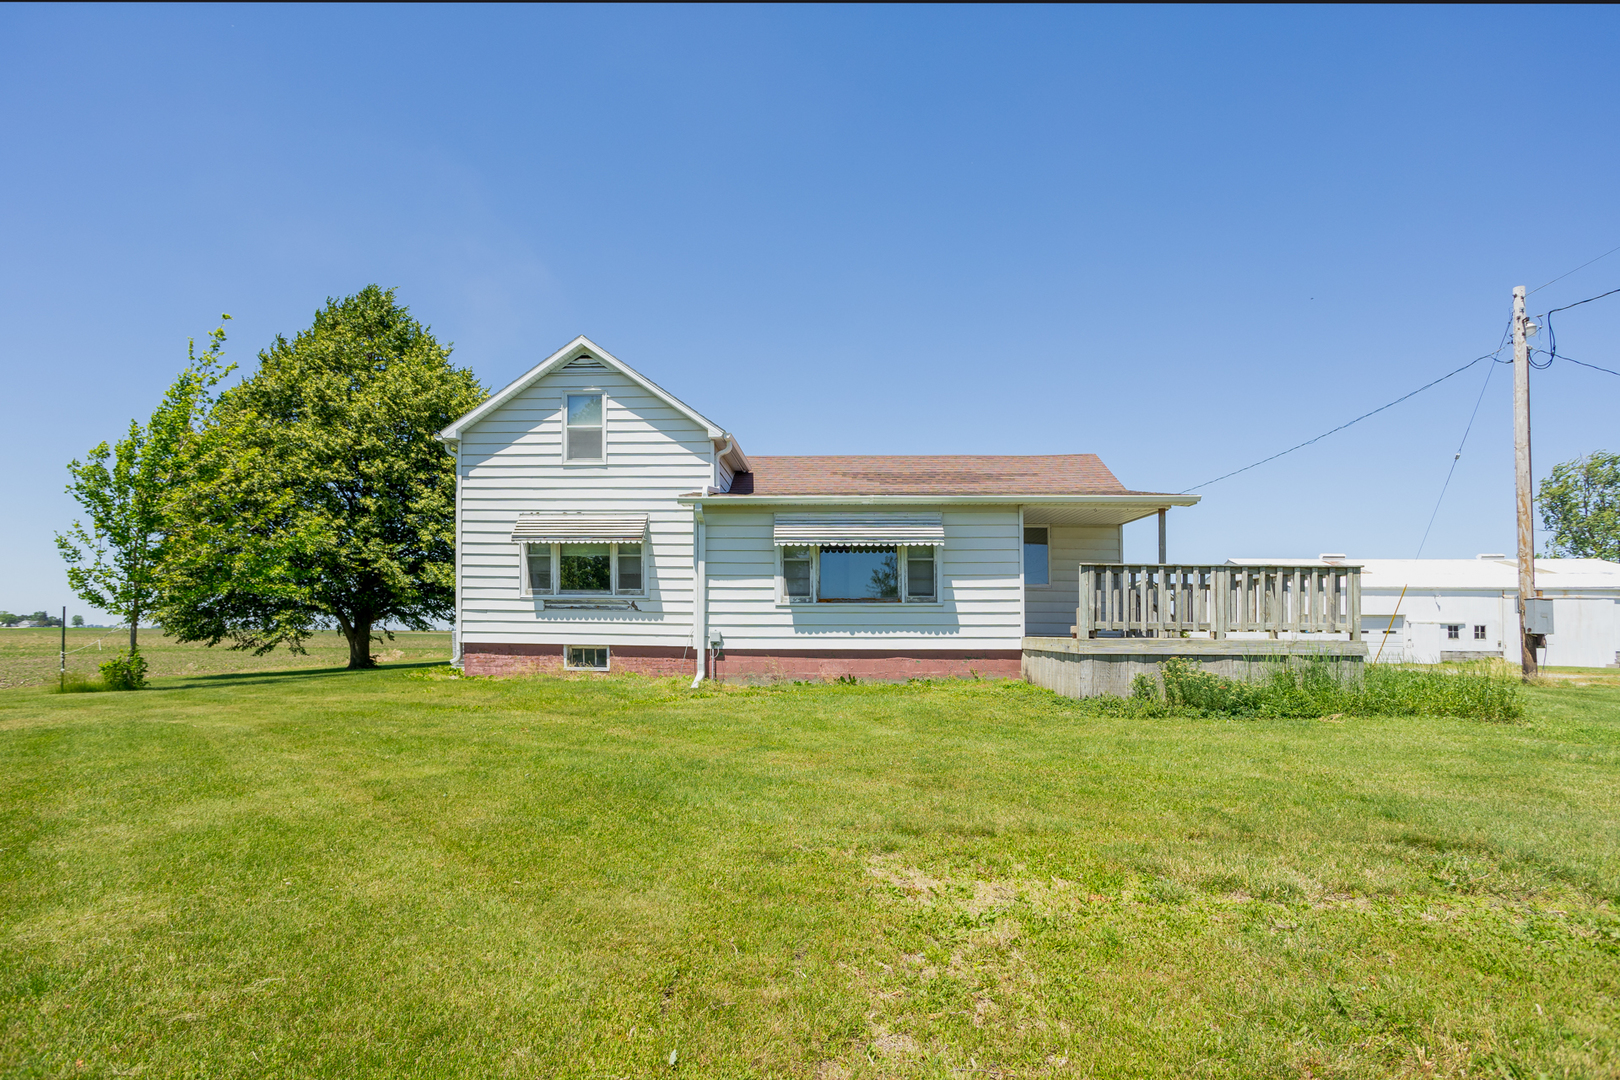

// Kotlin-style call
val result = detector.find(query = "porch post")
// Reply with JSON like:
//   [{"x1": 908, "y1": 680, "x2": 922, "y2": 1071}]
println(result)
[
  {"x1": 1077, "y1": 567, "x2": 1093, "y2": 639},
  {"x1": 1157, "y1": 508, "x2": 1166, "y2": 564}
]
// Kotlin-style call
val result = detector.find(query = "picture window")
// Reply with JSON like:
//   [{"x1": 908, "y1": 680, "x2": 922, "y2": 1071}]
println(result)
[{"x1": 779, "y1": 545, "x2": 937, "y2": 604}]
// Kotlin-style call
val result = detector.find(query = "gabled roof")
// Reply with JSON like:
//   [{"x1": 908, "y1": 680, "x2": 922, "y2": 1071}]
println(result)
[
  {"x1": 438, "y1": 336, "x2": 739, "y2": 455},
  {"x1": 721, "y1": 455, "x2": 1154, "y2": 497}
]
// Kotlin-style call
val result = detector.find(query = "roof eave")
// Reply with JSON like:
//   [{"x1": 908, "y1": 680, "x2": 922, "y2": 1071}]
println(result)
[{"x1": 677, "y1": 493, "x2": 1201, "y2": 507}]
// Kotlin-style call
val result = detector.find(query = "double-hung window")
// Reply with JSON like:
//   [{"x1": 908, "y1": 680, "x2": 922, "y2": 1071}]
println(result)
[
  {"x1": 523, "y1": 542, "x2": 644, "y2": 596},
  {"x1": 780, "y1": 545, "x2": 937, "y2": 604},
  {"x1": 564, "y1": 393, "x2": 605, "y2": 462}
]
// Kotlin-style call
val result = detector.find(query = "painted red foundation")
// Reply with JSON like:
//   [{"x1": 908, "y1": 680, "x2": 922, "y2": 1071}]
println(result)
[
  {"x1": 461, "y1": 643, "x2": 1019, "y2": 681},
  {"x1": 713, "y1": 649, "x2": 1021, "y2": 682},
  {"x1": 462, "y1": 643, "x2": 694, "y2": 677}
]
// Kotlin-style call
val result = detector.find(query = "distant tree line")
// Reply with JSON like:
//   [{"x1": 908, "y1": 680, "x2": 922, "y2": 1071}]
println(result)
[
  {"x1": 0, "y1": 612, "x2": 65, "y2": 628},
  {"x1": 57, "y1": 286, "x2": 486, "y2": 671}
]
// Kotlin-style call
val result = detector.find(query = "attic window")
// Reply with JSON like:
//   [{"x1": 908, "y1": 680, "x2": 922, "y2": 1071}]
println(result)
[{"x1": 565, "y1": 394, "x2": 604, "y2": 462}]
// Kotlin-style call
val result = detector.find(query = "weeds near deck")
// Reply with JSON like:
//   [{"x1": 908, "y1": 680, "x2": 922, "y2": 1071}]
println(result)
[{"x1": 1108, "y1": 656, "x2": 1522, "y2": 720}]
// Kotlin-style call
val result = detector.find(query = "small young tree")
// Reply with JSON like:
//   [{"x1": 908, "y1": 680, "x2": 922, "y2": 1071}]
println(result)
[
  {"x1": 161, "y1": 287, "x2": 485, "y2": 669},
  {"x1": 55, "y1": 319, "x2": 233, "y2": 652},
  {"x1": 1539, "y1": 451, "x2": 1620, "y2": 562}
]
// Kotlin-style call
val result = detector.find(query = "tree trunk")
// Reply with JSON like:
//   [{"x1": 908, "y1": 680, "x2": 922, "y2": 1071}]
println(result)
[
  {"x1": 342, "y1": 617, "x2": 376, "y2": 670},
  {"x1": 129, "y1": 607, "x2": 139, "y2": 654}
]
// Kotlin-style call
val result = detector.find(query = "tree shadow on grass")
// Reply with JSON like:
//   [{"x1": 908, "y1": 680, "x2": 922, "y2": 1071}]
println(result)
[{"x1": 147, "y1": 661, "x2": 450, "y2": 691}]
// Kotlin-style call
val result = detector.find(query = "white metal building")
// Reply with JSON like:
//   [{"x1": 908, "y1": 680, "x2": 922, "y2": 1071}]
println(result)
[{"x1": 1234, "y1": 555, "x2": 1620, "y2": 667}]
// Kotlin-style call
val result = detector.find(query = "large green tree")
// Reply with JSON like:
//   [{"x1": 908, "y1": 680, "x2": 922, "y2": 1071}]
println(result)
[
  {"x1": 1539, "y1": 451, "x2": 1620, "y2": 562},
  {"x1": 161, "y1": 286, "x2": 485, "y2": 669},
  {"x1": 55, "y1": 319, "x2": 232, "y2": 652}
]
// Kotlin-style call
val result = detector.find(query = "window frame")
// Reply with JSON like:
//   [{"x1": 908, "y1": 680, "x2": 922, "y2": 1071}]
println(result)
[
  {"x1": 1473, "y1": 624, "x2": 1488, "y2": 640},
  {"x1": 775, "y1": 543, "x2": 940, "y2": 606},
  {"x1": 1445, "y1": 624, "x2": 1462, "y2": 640},
  {"x1": 561, "y1": 391, "x2": 608, "y2": 464},
  {"x1": 520, "y1": 541, "x2": 645, "y2": 597},
  {"x1": 565, "y1": 645, "x2": 610, "y2": 671}
]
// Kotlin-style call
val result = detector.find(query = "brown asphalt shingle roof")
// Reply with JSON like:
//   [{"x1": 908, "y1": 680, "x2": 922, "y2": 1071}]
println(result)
[{"x1": 723, "y1": 455, "x2": 1141, "y2": 496}]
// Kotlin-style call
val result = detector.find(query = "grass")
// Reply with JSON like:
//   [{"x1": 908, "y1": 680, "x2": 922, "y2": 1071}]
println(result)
[
  {"x1": 0, "y1": 628, "x2": 451, "y2": 690},
  {"x1": 1, "y1": 664, "x2": 1618, "y2": 1078}
]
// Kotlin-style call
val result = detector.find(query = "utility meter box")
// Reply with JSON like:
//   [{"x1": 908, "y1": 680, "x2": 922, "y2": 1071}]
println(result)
[
  {"x1": 707, "y1": 627, "x2": 724, "y2": 648},
  {"x1": 1524, "y1": 598, "x2": 1555, "y2": 636}
]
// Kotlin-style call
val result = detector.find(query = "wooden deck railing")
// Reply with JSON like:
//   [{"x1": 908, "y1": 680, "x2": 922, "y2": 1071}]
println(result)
[{"x1": 1076, "y1": 564, "x2": 1361, "y2": 640}]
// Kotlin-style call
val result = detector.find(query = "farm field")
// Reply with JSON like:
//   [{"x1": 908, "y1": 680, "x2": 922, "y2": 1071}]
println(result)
[
  {"x1": 2, "y1": 667, "x2": 1617, "y2": 1078},
  {"x1": 0, "y1": 629, "x2": 451, "y2": 690}
]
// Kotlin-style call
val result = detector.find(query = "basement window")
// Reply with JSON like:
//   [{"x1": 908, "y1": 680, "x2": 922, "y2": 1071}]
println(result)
[
  {"x1": 566, "y1": 646, "x2": 608, "y2": 670},
  {"x1": 564, "y1": 393, "x2": 605, "y2": 462}
]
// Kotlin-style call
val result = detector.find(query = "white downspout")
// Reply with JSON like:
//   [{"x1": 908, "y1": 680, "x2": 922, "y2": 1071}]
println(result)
[
  {"x1": 452, "y1": 439, "x2": 464, "y2": 667},
  {"x1": 711, "y1": 434, "x2": 736, "y2": 494},
  {"x1": 691, "y1": 503, "x2": 707, "y2": 687}
]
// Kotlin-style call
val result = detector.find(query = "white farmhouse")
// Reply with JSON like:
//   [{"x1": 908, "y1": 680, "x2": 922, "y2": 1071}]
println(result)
[{"x1": 438, "y1": 337, "x2": 1197, "y2": 681}]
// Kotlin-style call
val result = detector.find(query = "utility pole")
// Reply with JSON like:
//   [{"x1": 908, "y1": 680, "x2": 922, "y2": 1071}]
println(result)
[{"x1": 1512, "y1": 285, "x2": 1538, "y2": 679}]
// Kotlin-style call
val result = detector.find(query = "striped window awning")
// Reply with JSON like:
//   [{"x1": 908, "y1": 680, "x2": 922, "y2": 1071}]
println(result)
[
  {"x1": 772, "y1": 511, "x2": 944, "y2": 546},
  {"x1": 510, "y1": 513, "x2": 648, "y2": 544}
]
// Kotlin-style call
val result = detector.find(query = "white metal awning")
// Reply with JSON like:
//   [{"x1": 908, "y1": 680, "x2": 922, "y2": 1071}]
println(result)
[
  {"x1": 510, "y1": 513, "x2": 648, "y2": 544},
  {"x1": 772, "y1": 511, "x2": 944, "y2": 546}
]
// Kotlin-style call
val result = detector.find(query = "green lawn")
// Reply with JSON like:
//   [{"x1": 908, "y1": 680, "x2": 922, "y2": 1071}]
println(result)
[
  {"x1": 0, "y1": 629, "x2": 451, "y2": 690},
  {"x1": 2, "y1": 667, "x2": 1617, "y2": 1078}
]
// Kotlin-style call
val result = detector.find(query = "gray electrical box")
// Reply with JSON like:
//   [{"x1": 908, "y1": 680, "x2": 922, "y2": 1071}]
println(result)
[{"x1": 1524, "y1": 598, "x2": 1555, "y2": 636}]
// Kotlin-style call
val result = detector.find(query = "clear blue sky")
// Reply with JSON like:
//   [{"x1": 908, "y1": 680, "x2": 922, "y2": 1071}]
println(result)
[{"x1": 4, "y1": 5, "x2": 1619, "y2": 621}]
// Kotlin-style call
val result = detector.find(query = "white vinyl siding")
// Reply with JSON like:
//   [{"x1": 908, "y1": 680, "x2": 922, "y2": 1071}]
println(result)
[
  {"x1": 1023, "y1": 526, "x2": 1123, "y2": 637},
  {"x1": 458, "y1": 367, "x2": 712, "y2": 648},
  {"x1": 704, "y1": 507, "x2": 1024, "y2": 650}
]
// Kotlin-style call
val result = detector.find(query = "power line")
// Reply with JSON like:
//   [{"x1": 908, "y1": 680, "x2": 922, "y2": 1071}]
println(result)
[
  {"x1": 1546, "y1": 351, "x2": 1620, "y2": 379},
  {"x1": 1414, "y1": 357, "x2": 1497, "y2": 558},
  {"x1": 1180, "y1": 344, "x2": 1511, "y2": 493},
  {"x1": 1538, "y1": 285, "x2": 1620, "y2": 369},
  {"x1": 1529, "y1": 242, "x2": 1620, "y2": 295},
  {"x1": 1538, "y1": 285, "x2": 1620, "y2": 318}
]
